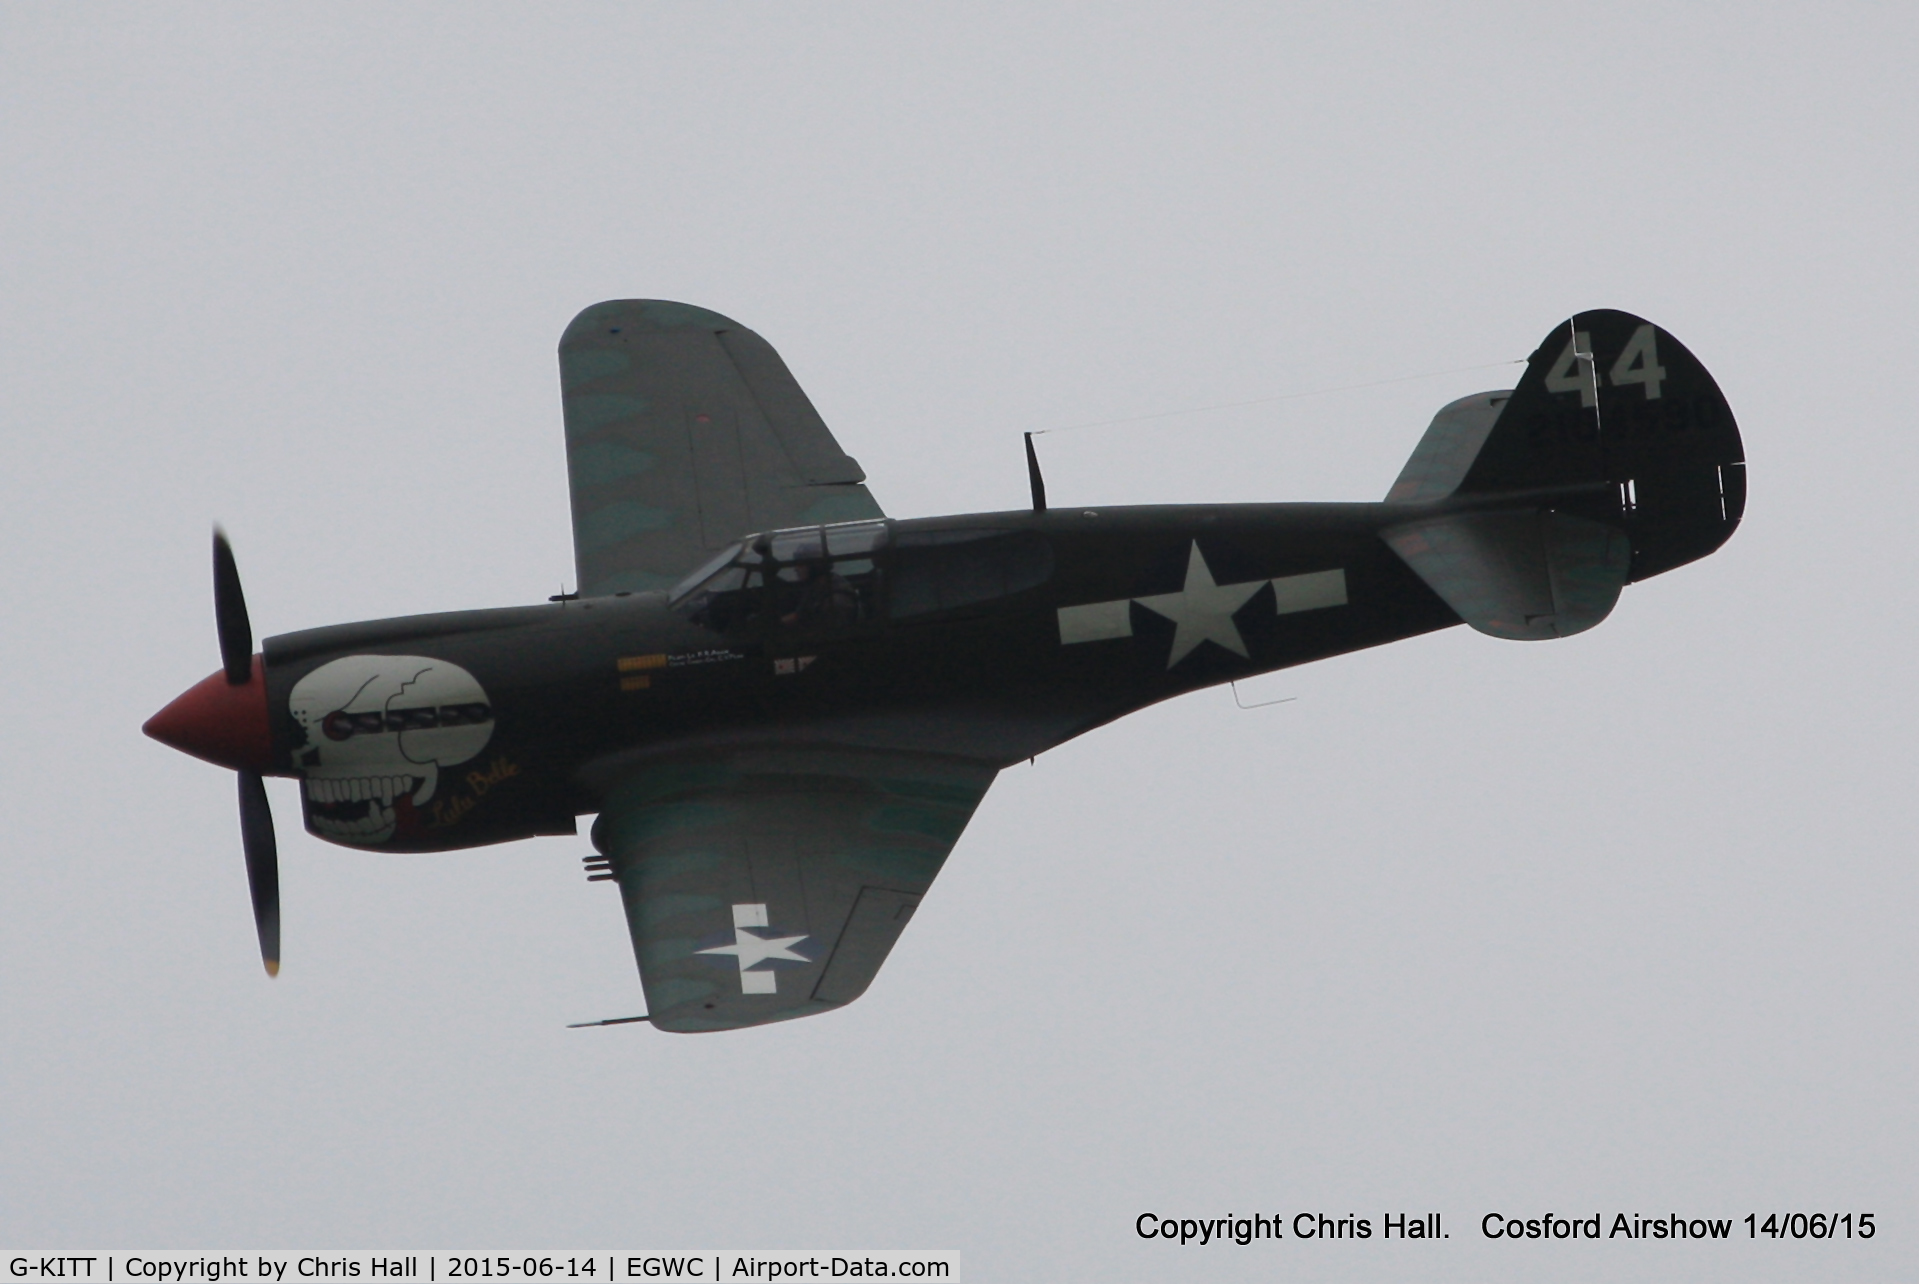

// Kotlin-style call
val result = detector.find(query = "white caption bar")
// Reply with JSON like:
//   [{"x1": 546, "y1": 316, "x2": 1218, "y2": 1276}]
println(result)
[{"x1": 4, "y1": 1256, "x2": 959, "y2": 1284}]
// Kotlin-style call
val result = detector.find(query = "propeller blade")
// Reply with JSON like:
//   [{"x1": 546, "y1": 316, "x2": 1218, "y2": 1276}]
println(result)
[
  {"x1": 237, "y1": 770, "x2": 281, "y2": 976},
  {"x1": 212, "y1": 528, "x2": 254, "y2": 685}
]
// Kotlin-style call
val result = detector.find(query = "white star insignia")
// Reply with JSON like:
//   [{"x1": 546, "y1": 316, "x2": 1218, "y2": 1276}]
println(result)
[
  {"x1": 699, "y1": 926, "x2": 811, "y2": 970},
  {"x1": 1133, "y1": 542, "x2": 1267, "y2": 668},
  {"x1": 698, "y1": 903, "x2": 812, "y2": 994}
]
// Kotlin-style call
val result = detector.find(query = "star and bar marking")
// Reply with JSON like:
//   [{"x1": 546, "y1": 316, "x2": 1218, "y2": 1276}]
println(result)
[
  {"x1": 1057, "y1": 540, "x2": 1347, "y2": 668},
  {"x1": 698, "y1": 902, "x2": 813, "y2": 995}
]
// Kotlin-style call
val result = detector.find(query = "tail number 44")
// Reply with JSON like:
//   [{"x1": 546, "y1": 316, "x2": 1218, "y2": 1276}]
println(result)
[{"x1": 1544, "y1": 323, "x2": 1668, "y2": 407}]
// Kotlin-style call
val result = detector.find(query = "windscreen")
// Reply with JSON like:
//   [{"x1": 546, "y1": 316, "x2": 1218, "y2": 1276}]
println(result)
[{"x1": 674, "y1": 521, "x2": 890, "y2": 632}]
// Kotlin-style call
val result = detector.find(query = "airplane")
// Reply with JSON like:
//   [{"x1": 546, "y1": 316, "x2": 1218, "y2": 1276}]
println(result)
[{"x1": 145, "y1": 302, "x2": 1745, "y2": 1032}]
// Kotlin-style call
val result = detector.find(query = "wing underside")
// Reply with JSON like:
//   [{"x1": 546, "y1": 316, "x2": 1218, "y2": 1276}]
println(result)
[
  {"x1": 559, "y1": 300, "x2": 885, "y2": 597},
  {"x1": 594, "y1": 747, "x2": 995, "y2": 1032}
]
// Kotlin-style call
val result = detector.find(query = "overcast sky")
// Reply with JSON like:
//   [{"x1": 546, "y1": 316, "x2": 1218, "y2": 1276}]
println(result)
[{"x1": 3, "y1": 5, "x2": 1915, "y2": 1280}]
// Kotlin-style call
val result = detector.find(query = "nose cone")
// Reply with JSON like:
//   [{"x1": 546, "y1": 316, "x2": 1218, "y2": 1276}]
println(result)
[{"x1": 145, "y1": 656, "x2": 273, "y2": 773}]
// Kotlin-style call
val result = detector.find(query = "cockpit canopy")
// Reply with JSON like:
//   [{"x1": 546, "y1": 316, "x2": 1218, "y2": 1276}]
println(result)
[
  {"x1": 670, "y1": 519, "x2": 889, "y2": 632},
  {"x1": 670, "y1": 518, "x2": 1056, "y2": 635}
]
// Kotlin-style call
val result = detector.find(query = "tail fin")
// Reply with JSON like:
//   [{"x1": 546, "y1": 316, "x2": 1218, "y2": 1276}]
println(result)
[{"x1": 1384, "y1": 310, "x2": 1745, "y2": 640}]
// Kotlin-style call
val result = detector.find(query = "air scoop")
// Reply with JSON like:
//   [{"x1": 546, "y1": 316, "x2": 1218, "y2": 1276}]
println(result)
[{"x1": 144, "y1": 656, "x2": 273, "y2": 773}]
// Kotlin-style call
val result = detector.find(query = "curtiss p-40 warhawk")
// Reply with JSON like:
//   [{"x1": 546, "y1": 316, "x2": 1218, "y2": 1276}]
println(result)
[{"x1": 146, "y1": 303, "x2": 1745, "y2": 1032}]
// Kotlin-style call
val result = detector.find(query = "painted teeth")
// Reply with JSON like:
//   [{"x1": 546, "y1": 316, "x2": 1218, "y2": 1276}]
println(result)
[
  {"x1": 308, "y1": 798, "x2": 398, "y2": 845},
  {"x1": 306, "y1": 776, "x2": 415, "y2": 805}
]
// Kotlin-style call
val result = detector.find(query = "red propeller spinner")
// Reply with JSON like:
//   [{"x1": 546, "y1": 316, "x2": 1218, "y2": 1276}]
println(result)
[{"x1": 144, "y1": 655, "x2": 272, "y2": 773}]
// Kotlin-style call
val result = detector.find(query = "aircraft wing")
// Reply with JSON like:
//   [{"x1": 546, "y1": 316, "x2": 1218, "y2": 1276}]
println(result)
[
  {"x1": 558, "y1": 300, "x2": 885, "y2": 597},
  {"x1": 595, "y1": 747, "x2": 995, "y2": 1032}
]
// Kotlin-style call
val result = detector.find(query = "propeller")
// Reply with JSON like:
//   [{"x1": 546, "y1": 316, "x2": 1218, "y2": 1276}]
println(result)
[
  {"x1": 213, "y1": 528, "x2": 254, "y2": 684},
  {"x1": 214, "y1": 528, "x2": 281, "y2": 976},
  {"x1": 238, "y1": 769, "x2": 281, "y2": 975}
]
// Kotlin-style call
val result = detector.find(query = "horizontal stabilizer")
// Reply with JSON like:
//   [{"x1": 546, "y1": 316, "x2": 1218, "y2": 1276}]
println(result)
[
  {"x1": 1383, "y1": 510, "x2": 1630, "y2": 640},
  {"x1": 1385, "y1": 391, "x2": 1509, "y2": 503}
]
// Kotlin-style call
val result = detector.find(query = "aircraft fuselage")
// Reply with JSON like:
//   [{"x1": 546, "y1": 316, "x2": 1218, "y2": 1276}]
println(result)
[{"x1": 258, "y1": 500, "x2": 1465, "y2": 851}]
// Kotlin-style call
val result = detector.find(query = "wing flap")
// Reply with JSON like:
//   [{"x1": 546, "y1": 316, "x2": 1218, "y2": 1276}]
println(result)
[{"x1": 714, "y1": 327, "x2": 867, "y2": 485}]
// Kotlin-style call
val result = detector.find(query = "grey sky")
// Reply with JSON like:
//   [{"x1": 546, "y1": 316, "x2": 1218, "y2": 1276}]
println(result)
[{"x1": 2, "y1": 5, "x2": 1914, "y2": 1280}]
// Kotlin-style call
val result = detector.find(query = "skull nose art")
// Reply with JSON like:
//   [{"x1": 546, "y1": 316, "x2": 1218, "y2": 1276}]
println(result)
[{"x1": 144, "y1": 656, "x2": 273, "y2": 773}]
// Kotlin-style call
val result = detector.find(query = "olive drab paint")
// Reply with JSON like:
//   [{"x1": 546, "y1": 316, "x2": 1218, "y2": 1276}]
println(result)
[{"x1": 148, "y1": 303, "x2": 1744, "y2": 1031}]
